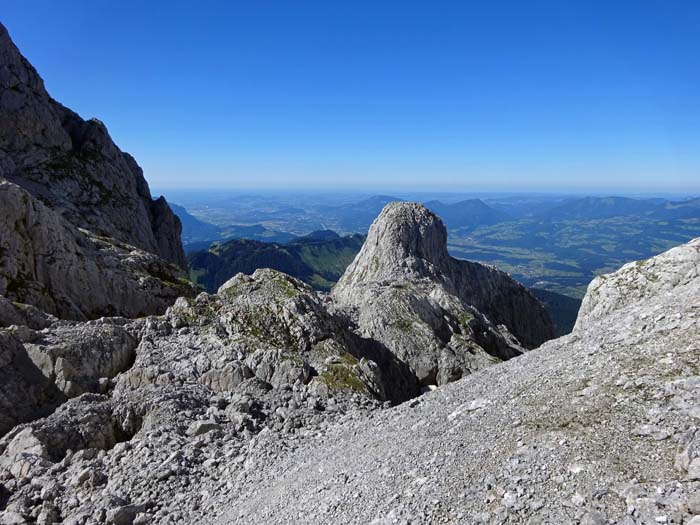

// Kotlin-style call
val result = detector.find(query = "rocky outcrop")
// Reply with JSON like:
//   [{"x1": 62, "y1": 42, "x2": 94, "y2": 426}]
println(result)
[
  {"x1": 118, "y1": 268, "x2": 417, "y2": 404},
  {"x1": 0, "y1": 22, "x2": 186, "y2": 268},
  {"x1": 0, "y1": 269, "x2": 419, "y2": 523},
  {"x1": 0, "y1": 298, "x2": 139, "y2": 436},
  {"x1": 333, "y1": 202, "x2": 554, "y2": 385},
  {"x1": 215, "y1": 237, "x2": 700, "y2": 525},
  {"x1": 1, "y1": 223, "x2": 698, "y2": 524},
  {"x1": 2, "y1": 235, "x2": 695, "y2": 525},
  {"x1": 0, "y1": 179, "x2": 195, "y2": 320},
  {"x1": 576, "y1": 237, "x2": 700, "y2": 328}
]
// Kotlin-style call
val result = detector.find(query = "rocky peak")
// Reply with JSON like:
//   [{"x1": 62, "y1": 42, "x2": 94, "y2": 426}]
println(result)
[
  {"x1": 336, "y1": 202, "x2": 451, "y2": 287},
  {"x1": 0, "y1": 22, "x2": 186, "y2": 269},
  {"x1": 216, "y1": 237, "x2": 700, "y2": 525},
  {"x1": 0, "y1": 26, "x2": 70, "y2": 177},
  {"x1": 336, "y1": 202, "x2": 554, "y2": 345},
  {"x1": 333, "y1": 202, "x2": 554, "y2": 386}
]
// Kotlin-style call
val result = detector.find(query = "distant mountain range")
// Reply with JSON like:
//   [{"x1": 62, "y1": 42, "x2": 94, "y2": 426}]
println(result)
[
  {"x1": 174, "y1": 194, "x2": 700, "y2": 244},
  {"x1": 173, "y1": 195, "x2": 521, "y2": 244},
  {"x1": 317, "y1": 195, "x2": 514, "y2": 232},
  {"x1": 169, "y1": 203, "x2": 221, "y2": 242},
  {"x1": 424, "y1": 199, "x2": 510, "y2": 228},
  {"x1": 176, "y1": 193, "x2": 700, "y2": 306},
  {"x1": 538, "y1": 196, "x2": 700, "y2": 221}
]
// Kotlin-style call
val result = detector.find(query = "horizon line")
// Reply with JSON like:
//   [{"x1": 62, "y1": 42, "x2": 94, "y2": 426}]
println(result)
[{"x1": 152, "y1": 186, "x2": 700, "y2": 198}]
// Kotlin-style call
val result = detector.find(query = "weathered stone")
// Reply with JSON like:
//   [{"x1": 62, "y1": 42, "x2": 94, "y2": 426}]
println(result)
[
  {"x1": 186, "y1": 421, "x2": 222, "y2": 437},
  {"x1": 577, "y1": 237, "x2": 700, "y2": 327},
  {"x1": 215, "y1": 237, "x2": 700, "y2": 525},
  {"x1": 0, "y1": 22, "x2": 195, "y2": 321},
  {"x1": 106, "y1": 505, "x2": 140, "y2": 525},
  {"x1": 0, "y1": 23, "x2": 185, "y2": 268},
  {"x1": 0, "y1": 511, "x2": 28, "y2": 524},
  {"x1": 333, "y1": 202, "x2": 555, "y2": 385},
  {"x1": 688, "y1": 458, "x2": 700, "y2": 480},
  {"x1": 0, "y1": 180, "x2": 195, "y2": 321}
]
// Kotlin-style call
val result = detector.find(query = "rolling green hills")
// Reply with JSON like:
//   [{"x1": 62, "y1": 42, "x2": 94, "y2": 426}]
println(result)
[{"x1": 189, "y1": 231, "x2": 365, "y2": 292}]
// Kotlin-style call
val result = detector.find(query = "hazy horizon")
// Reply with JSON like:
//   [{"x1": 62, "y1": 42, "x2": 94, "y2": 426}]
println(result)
[{"x1": 155, "y1": 187, "x2": 700, "y2": 201}]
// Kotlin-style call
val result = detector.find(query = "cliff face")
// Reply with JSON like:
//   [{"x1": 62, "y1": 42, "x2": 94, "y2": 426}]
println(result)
[
  {"x1": 0, "y1": 22, "x2": 186, "y2": 269},
  {"x1": 333, "y1": 202, "x2": 554, "y2": 385},
  {"x1": 0, "y1": 180, "x2": 195, "y2": 320},
  {"x1": 0, "y1": 23, "x2": 195, "y2": 321}
]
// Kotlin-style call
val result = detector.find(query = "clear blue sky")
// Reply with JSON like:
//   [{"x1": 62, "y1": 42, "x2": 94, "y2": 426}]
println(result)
[{"x1": 3, "y1": 1, "x2": 699, "y2": 192}]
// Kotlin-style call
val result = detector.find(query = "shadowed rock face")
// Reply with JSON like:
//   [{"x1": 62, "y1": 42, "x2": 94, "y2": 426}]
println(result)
[
  {"x1": 0, "y1": 331, "x2": 65, "y2": 437},
  {"x1": 0, "y1": 22, "x2": 186, "y2": 269},
  {"x1": 333, "y1": 202, "x2": 554, "y2": 385}
]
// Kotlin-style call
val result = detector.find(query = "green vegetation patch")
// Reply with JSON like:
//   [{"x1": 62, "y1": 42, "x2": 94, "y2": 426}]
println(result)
[
  {"x1": 393, "y1": 318, "x2": 414, "y2": 332},
  {"x1": 321, "y1": 363, "x2": 366, "y2": 393},
  {"x1": 272, "y1": 275, "x2": 300, "y2": 298}
]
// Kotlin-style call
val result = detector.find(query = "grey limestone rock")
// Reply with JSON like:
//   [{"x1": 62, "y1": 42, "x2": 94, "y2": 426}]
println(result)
[
  {"x1": 217, "y1": 236, "x2": 700, "y2": 525},
  {"x1": 0, "y1": 22, "x2": 186, "y2": 269},
  {"x1": 2, "y1": 233, "x2": 699, "y2": 525},
  {"x1": 577, "y1": 236, "x2": 700, "y2": 328},
  {"x1": 0, "y1": 23, "x2": 196, "y2": 322},
  {"x1": 0, "y1": 331, "x2": 63, "y2": 437},
  {"x1": 333, "y1": 202, "x2": 554, "y2": 385},
  {"x1": 0, "y1": 180, "x2": 196, "y2": 321}
]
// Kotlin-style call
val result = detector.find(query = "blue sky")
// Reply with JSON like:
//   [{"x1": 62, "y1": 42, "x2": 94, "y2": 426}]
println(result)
[{"x1": 3, "y1": 1, "x2": 700, "y2": 192}]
